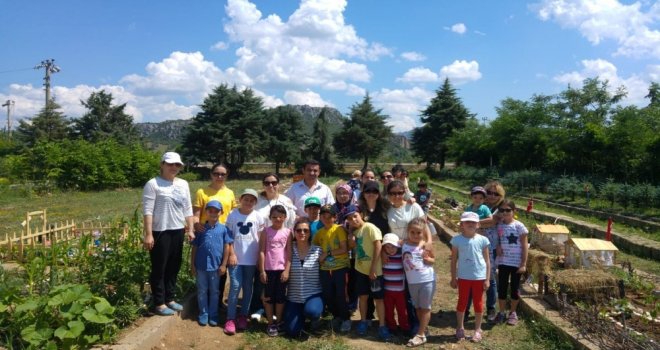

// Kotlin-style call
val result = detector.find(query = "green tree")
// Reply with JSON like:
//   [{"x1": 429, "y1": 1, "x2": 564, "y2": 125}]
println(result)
[
  {"x1": 306, "y1": 107, "x2": 336, "y2": 175},
  {"x1": 72, "y1": 90, "x2": 139, "y2": 145},
  {"x1": 646, "y1": 82, "x2": 660, "y2": 107},
  {"x1": 411, "y1": 78, "x2": 473, "y2": 169},
  {"x1": 15, "y1": 100, "x2": 70, "y2": 147},
  {"x1": 263, "y1": 105, "x2": 306, "y2": 175},
  {"x1": 333, "y1": 94, "x2": 392, "y2": 169},
  {"x1": 181, "y1": 84, "x2": 266, "y2": 175},
  {"x1": 445, "y1": 118, "x2": 494, "y2": 167}
]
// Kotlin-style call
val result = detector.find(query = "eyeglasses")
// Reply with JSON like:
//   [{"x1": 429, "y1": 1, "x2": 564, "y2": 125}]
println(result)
[
  {"x1": 364, "y1": 190, "x2": 379, "y2": 195},
  {"x1": 295, "y1": 228, "x2": 310, "y2": 233},
  {"x1": 212, "y1": 172, "x2": 227, "y2": 177},
  {"x1": 263, "y1": 181, "x2": 278, "y2": 186},
  {"x1": 486, "y1": 191, "x2": 500, "y2": 196},
  {"x1": 388, "y1": 191, "x2": 405, "y2": 196},
  {"x1": 498, "y1": 208, "x2": 513, "y2": 213}
]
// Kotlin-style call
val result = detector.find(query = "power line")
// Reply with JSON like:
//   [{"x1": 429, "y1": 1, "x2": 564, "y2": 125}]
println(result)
[{"x1": 0, "y1": 67, "x2": 34, "y2": 74}]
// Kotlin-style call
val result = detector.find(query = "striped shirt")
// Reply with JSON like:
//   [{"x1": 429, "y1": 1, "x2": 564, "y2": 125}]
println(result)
[
  {"x1": 287, "y1": 244, "x2": 323, "y2": 304},
  {"x1": 142, "y1": 176, "x2": 193, "y2": 232},
  {"x1": 383, "y1": 248, "x2": 405, "y2": 292}
]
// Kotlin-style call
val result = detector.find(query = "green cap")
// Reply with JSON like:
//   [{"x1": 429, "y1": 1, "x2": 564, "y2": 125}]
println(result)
[{"x1": 304, "y1": 196, "x2": 322, "y2": 208}]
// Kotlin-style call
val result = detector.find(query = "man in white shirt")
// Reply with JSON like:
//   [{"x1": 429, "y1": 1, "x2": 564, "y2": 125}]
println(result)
[{"x1": 285, "y1": 159, "x2": 335, "y2": 218}]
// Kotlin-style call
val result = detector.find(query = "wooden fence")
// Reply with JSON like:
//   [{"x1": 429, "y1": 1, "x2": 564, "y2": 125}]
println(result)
[{"x1": 0, "y1": 209, "x2": 128, "y2": 262}]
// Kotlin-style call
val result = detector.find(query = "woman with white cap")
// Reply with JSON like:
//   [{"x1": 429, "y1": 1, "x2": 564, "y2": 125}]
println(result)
[{"x1": 142, "y1": 151, "x2": 195, "y2": 316}]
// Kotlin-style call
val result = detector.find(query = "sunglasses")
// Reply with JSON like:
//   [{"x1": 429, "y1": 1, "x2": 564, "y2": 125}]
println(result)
[
  {"x1": 212, "y1": 172, "x2": 227, "y2": 177},
  {"x1": 364, "y1": 190, "x2": 379, "y2": 195},
  {"x1": 388, "y1": 191, "x2": 405, "y2": 196},
  {"x1": 498, "y1": 208, "x2": 513, "y2": 213},
  {"x1": 486, "y1": 191, "x2": 500, "y2": 196},
  {"x1": 295, "y1": 228, "x2": 310, "y2": 233},
  {"x1": 263, "y1": 180, "x2": 278, "y2": 186}
]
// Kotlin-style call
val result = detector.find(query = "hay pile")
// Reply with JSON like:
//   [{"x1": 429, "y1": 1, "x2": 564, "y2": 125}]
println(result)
[
  {"x1": 552, "y1": 269, "x2": 619, "y2": 296},
  {"x1": 527, "y1": 248, "x2": 553, "y2": 276}
]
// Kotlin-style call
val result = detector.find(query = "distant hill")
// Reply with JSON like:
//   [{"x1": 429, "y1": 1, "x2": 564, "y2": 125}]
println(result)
[{"x1": 136, "y1": 104, "x2": 414, "y2": 162}]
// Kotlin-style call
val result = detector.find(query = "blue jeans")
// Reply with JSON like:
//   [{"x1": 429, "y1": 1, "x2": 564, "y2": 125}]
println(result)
[
  {"x1": 227, "y1": 265, "x2": 257, "y2": 320},
  {"x1": 283, "y1": 294, "x2": 323, "y2": 337},
  {"x1": 196, "y1": 270, "x2": 220, "y2": 323}
]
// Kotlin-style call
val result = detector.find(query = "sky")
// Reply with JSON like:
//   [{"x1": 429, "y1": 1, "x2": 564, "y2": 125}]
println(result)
[{"x1": 0, "y1": 0, "x2": 658, "y2": 132}]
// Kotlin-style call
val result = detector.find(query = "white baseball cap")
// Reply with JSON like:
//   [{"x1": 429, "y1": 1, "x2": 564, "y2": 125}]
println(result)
[
  {"x1": 460, "y1": 212, "x2": 480, "y2": 223},
  {"x1": 382, "y1": 233, "x2": 401, "y2": 247},
  {"x1": 161, "y1": 152, "x2": 184, "y2": 165}
]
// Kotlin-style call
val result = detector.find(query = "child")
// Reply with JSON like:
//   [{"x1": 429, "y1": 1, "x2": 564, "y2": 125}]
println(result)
[
  {"x1": 190, "y1": 200, "x2": 232, "y2": 327},
  {"x1": 401, "y1": 217, "x2": 435, "y2": 347},
  {"x1": 303, "y1": 197, "x2": 323, "y2": 238},
  {"x1": 382, "y1": 233, "x2": 410, "y2": 335},
  {"x1": 347, "y1": 169, "x2": 362, "y2": 192},
  {"x1": 494, "y1": 200, "x2": 528, "y2": 325},
  {"x1": 414, "y1": 181, "x2": 432, "y2": 214},
  {"x1": 450, "y1": 212, "x2": 491, "y2": 342},
  {"x1": 312, "y1": 205, "x2": 352, "y2": 332},
  {"x1": 224, "y1": 189, "x2": 266, "y2": 335},
  {"x1": 258, "y1": 205, "x2": 292, "y2": 337},
  {"x1": 345, "y1": 207, "x2": 391, "y2": 341},
  {"x1": 465, "y1": 186, "x2": 493, "y2": 223}
]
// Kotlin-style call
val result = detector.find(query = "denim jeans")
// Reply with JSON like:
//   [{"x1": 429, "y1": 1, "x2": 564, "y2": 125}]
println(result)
[
  {"x1": 227, "y1": 264, "x2": 257, "y2": 320},
  {"x1": 196, "y1": 270, "x2": 220, "y2": 323},
  {"x1": 283, "y1": 294, "x2": 323, "y2": 336}
]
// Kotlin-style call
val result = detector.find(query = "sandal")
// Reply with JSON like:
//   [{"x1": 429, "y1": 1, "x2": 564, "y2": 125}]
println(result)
[
  {"x1": 472, "y1": 329, "x2": 482, "y2": 342},
  {"x1": 406, "y1": 334, "x2": 427, "y2": 347}
]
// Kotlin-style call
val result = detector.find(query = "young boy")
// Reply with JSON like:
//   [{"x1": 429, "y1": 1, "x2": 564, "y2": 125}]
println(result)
[
  {"x1": 190, "y1": 200, "x2": 232, "y2": 326},
  {"x1": 381, "y1": 233, "x2": 409, "y2": 335},
  {"x1": 465, "y1": 186, "x2": 493, "y2": 223},
  {"x1": 304, "y1": 196, "x2": 323, "y2": 238},
  {"x1": 345, "y1": 206, "x2": 391, "y2": 341},
  {"x1": 414, "y1": 181, "x2": 432, "y2": 214},
  {"x1": 312, "y1": 204, "x2": 352, "y2": 332}
]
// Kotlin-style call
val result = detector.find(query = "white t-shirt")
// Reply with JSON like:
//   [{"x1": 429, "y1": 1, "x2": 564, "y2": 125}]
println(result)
[
  {"x1": 387, "y1": 203, "x2": 425, "y2": 239},
  {"x1": 225, "y1": 209, "x2": 266, "y2": 266},
  {"x1": 401, "y1": 242, "x2": 435, "y2": 284},
  {"x1": 496, "y1": 220, "x2": 528, "y2": 268},
  {"x1": 142, "y1": 176, "x2": 193, "y2": 232},
  {"x1": 285, "y1": 180, "x2": 335, "y2": 218},
  {"x1": 256, "y1": 195, "x2": 297, "y2": 229}
]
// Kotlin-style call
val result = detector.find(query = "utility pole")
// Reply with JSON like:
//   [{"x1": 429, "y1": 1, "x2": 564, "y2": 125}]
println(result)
[
  {"x1": 2, "y1": 100, "x2": 14, "y2": 137},
  {"x1": 34, "y1": 59, "x2": 60, "y2": 107}
]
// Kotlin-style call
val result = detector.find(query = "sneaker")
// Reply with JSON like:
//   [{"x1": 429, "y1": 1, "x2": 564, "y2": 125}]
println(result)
[
  {"x1": 224, "y1": 319, "x2": 236, "y2": 335},
  {"x1": 267, "y1": 323, "x2": 278, "y2": 337},
  {"x1": 237, "y1": 315, "x2": 249, "y2": 330},
  {"x1": 472, "y1": 329, "x2": 483, "y2": 342},
  {"x1": 166, "y1": 301, "x2": 183, "y2": 312},
  {"x1": 406, "y1": 334, "x2": 427, "y2": 347},
  {"x1": 487, "y1": 309, "x2": 497, "y2": 322},
  {"x1": 340, "y1": 319, "x2": 352, "y2": 332},
  {"x1": 209, "y1": 319, "x2": 218, "y2": 327},
  {"x1": 356, "y1": 320, "x2": 369, "y2": 336},
  {"x1": 153, "y1": 306, "x2": 175, "y2": 316},
  {"x1": 455, "y1": 328, "x2": 465, "y2": 341},
  {"x1": 378, "y1": 326, "x2": 392, "y2": 341},
  {"x1": 198, "y1": 314, "x2": 208, "y2": 326},
  {"x1": 251, "y1": 309, "x2": 264, "y2": 321},
  {"x1": 494, "y1": 312, "x2": 506, "y2": 324},
  {"x1": 507, "y1": 311, "x2": 518, "y2": 326}
]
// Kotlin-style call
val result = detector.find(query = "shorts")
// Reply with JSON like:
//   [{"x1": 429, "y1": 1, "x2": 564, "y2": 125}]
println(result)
[
  {"x1": 264, "y1": 270, "x2": 287, "y2": 304},
  {"x1": 355, "y1": 271, "x2": 384, "y2": 299},
  {"x1": 408, "y1": 281, "x2": 435, "y2": 310}
]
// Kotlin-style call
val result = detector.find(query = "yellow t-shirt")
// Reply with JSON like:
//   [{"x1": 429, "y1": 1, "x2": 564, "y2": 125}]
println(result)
[
  {"x1": 194, "y1": 186, "x2": 237, "y2": 224},
  {"x1": 312, "y1": 224, "x2": 349, "y2": 271},
  {"x1": 354, "y1": 222, "x2": 383, "y2": 276}
]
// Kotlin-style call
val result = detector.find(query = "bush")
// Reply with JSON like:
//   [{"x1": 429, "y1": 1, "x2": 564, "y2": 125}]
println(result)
[
  {"x1": 177, "y1": 171, "x2": 199, "y2": 182},
  {"x1": 548, "y1": 175, "x2": 581, "y2": 201},
  {"x1": 600, "y1": 178, "x2": 619, "y2": 208}
]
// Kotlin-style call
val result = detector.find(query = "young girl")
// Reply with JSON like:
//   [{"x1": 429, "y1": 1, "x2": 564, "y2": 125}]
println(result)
[
  {"x1": 224, "y1": 189, "x2": 266, "y2": 335},
  {"x1": 450, "y1": 212, "x2": 491, "y2": 342},
  {"x1": 382, "y1": 233, "x2": 409, "y2": 335},
  {"x1": 401, "y1": 218, "x2": 435, "y2": 347},
  {"x1": 258, "y1": 205, "x2": 292, "y2": 337},
  {"x1": 494, "y1": 200, "x2": 528, "y2": 325}
]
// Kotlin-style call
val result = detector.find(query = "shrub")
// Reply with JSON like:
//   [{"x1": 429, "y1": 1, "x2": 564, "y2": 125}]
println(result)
[
  {"x1": 177, "y1": 171, "x2": 199, "y2": 182},
  {"x1": 600, "y1": 178, "x2": 619, "y2": 208}
]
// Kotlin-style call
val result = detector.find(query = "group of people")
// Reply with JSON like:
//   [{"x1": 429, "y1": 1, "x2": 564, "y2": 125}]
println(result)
[{"x1": 142, "y1": 152, "x2": 528, "y2": 347}]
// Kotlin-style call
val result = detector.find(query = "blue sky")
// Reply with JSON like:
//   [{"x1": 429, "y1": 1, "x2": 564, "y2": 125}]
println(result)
[{"x1": 1, "y1": 0, "x2": 658, "y2": 132}]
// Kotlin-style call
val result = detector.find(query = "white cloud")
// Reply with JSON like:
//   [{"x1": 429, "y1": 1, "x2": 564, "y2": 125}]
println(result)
[
  {"x1": 474, "y1": 30, "x2": 486, "y2": 36},
  {"x1": 649, "y1": 65, "x2": 660, "y2": 81},
  {"x1": 401, "y1": 51, "x2": 427, "y2": 62},
  {"x1": 553, "y1": 58, "x2": 652, "y2": 105},
  {"x1": 448, "y1": 23, "x2": 467, "y2": 34},
  {"x1": 533, "y1": 0, "x2": 660, "y2": 58},
  {"x1": 210, "y1": 41, "x2": 229, "y2": 51},
  {"x1": 372, "y1": 87, "x2": 435, "y2": 132},
  {"x1": 284, "y1": 90, "x2": 333, "y2": 107},
  {"x1": 439, "y1": 60, "x2": 482, "y2": 84},
  {"x1": 396, "y1": 67, "x2": 439, "y2": 83}
]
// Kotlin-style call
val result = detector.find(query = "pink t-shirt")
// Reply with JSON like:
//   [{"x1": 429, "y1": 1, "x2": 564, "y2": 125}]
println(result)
[{"x1": 264, "y1": 226, "x2": 290, "y2": 271}]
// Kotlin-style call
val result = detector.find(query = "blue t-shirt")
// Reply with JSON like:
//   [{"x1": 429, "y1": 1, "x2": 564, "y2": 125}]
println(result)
[
  {"x1": 310, "y1": 220, "x2": 323, "y2": 239},
  {"x1": 191, "y1": 222, "x2": 233, "y2": 271},
  {"x1": 450, "y1": 234, "x2": 490, "y2": 280},
  {"x1": 465, "y1": 204, "x2": 492, "y2": 220}
]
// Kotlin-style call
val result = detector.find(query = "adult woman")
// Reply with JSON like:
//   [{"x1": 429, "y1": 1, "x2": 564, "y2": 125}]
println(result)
[
  {"x1": 143, "y1": 152, "x2": 195, "y2": 316},
  {"x1": 358, "y1": 180, "x2": 390, "y2": 234},
  {"x1": 256, "y1": 173, "x2": 297, "y2": 229},
  {"x1": 283, "y1": 219, "x2": 324, "y2": 337},
  {"x1": 483, "y1": 181, "x2": 506, "y2": 221},
  {"x1": 386, "y1": 180, "x2": 429, "y2": 242},
  {"x1": 332, "y1": 183, "x2": 357, "y2": 225},
  {"x1": 481, "y1": 180, "x2": 506, "y2": 322}
]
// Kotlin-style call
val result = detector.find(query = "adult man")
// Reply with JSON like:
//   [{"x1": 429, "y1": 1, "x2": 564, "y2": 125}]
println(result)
[{"x1": 285, "y1": 159, "x2": 335, "y2": 218}]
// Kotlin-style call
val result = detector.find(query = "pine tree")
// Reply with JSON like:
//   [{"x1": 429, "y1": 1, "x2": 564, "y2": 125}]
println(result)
[
  {"x1": 333, "y1": 94, "x2": 392, "y2": 169},
  {"x1": 263, "y1": 105, "x2": 306, "y2": 175},
  {"x1": 16, "y1": 100, "x2": 71, "y2": 147},
  {"x1": 307, "y1": 107, "x2": 336, "y2": 175},
  {"x1": 72, "y1": 90, "x2": 139, "y2": 145}
]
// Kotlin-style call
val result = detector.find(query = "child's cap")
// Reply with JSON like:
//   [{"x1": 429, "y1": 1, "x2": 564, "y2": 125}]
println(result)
[
  {"x1": 343, "y1": 205, "x2": 359, "y2": 217},
  {"x1": 460, "y1": 212, "x2": 480, "y2": 223},
  {"x1": 205, "y1": 200, "x2": 223, "y2": 211},
  {"x1": 382, "y1": 233, "x2": 400, "y2": 247},
  {"x1": 470, "y1": 186, "x2": 487, "y2": 197},
  {"x1": 319, "y1": 204, "x2": 336, "y2": 215},
  {"x1": 304, "y1": 196, "x2": 322, "y2": 208},
  {"x1": 240, "y1": 188, "x2": 259, "y2": 200}
]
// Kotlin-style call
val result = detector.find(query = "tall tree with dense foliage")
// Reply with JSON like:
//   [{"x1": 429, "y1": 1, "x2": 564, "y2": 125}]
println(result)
[
  {"x1": 72, "y1": 90, "x2": 139, "y2": 145},
  {"x1": 411, "y1": 78, "x2": 473, "y2": 169},
  {"x1": 263, "y1": 105, "x2": 306, "y2": 175},
  {"x1": 181, "y1": 84, "x2": 266, "y2": 175},
  {"x1": 333, "y1": 94, "x2": 392, "y2": 169},
  {"x1": 445, "y1": 118, "x2": 495, "y2": 167},
  {"x1": 15, "y1": 100, "x2": 70, "y2": 147},
  {"x1": 306, "y1": 107, "x2": 336, "y2": 175}
]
